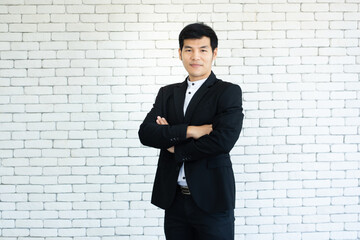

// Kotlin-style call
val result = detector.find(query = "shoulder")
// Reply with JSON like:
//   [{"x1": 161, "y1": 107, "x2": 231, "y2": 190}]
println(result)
[
  {"x1": 163, "y1": 82, "x2": 182, "y2": 89},
  {"x1": 214, "y1": 79, "x2": 242, "y2": 95},
  {"x1": 159, "y1": 81, "x2": 184, "y2": 92}
]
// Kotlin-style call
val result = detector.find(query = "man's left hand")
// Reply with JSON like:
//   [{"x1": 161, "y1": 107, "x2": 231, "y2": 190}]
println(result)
[{"x1": 156, "y1": 116, "x2": 174, "y2": 153}]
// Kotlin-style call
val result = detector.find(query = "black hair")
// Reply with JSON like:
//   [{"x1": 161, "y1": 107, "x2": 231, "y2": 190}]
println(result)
[{"x1": 178, "y1": 23, "x2": 218, "y2": 52}]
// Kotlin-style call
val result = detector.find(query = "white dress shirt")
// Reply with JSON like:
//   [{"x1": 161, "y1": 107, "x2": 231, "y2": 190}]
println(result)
[{"x1": 177, "y1": 77, "x2": 207, "y2": 186}]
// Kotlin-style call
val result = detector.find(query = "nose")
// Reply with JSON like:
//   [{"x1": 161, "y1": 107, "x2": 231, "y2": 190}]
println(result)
[{"x1": 191, "y1": 50, "x2": 200, "y2": 60}]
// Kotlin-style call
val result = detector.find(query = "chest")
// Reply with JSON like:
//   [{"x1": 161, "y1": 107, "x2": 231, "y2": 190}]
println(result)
[{"x1": 163, "y1": 87, "x2": 221, "y2": 125}]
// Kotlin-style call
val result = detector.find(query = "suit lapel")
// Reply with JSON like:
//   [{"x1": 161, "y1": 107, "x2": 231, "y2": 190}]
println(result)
[
  {"x1": 184, "y1": 72, "x2": 218, "y2": 122},
  {"x1": 173, "y1": 79, "x2": 187, "y2": 122}
]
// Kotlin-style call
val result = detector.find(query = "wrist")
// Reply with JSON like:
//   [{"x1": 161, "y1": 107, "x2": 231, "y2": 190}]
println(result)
[{"x1": 186, "y1": 126, "x2": 193, "y2": 139}]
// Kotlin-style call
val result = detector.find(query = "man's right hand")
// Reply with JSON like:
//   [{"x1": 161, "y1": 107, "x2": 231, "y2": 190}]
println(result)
[{"x1": 186, "y1": 124, "x2": 213, "y2": 140}]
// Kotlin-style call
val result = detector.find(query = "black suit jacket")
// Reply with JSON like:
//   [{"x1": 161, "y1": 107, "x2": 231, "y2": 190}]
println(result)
[{"x1": 138, "y1": 72, "x2": 244, "y2": 213}]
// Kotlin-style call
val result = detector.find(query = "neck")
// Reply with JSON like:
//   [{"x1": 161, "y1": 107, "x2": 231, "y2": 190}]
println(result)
[{"x1": 188, "y1": 72, "x2": 211, "y2": 82}]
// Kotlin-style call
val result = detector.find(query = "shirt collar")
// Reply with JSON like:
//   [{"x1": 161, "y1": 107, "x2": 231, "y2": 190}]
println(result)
[{"x1": 187, "y1": 77, "x2": 207, "y2": 87}]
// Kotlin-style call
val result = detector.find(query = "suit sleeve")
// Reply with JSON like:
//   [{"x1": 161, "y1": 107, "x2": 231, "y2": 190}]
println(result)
[
  {"x1": 138, "y1": 86, "x2": 188, "y2": 149},
  {"x1": 174, "y1": 84, "x2": 244, "y2": 163}
]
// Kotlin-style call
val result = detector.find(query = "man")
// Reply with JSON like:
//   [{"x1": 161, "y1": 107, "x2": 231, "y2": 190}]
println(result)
[{"x1": 138, "y1": 23, "x2": 244, "y2": 240}]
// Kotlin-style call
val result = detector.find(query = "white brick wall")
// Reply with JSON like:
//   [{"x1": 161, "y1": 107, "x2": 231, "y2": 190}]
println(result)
[{"x1": 0, "y1": 0, "x2": 359, "y2": 239}]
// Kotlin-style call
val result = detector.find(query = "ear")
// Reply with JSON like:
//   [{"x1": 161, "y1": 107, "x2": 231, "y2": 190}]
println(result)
[
  {"x1": 178, "y1": 48, "x2": 182, "y2": 60},
  {"x1": 212, "y1": 48, "x2": 218, "y2": 60}
]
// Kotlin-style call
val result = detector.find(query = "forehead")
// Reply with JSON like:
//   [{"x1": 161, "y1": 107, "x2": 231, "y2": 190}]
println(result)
[{"x1": 183, "y1": 36, "x2": 211, "y2": 48}]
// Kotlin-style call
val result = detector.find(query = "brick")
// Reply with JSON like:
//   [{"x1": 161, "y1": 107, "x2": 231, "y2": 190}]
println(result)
[
  {"x1": 125, "y1": 4, "x2": 154, "y2": 13},
  {"x1": 259, "y1": 190, "x2": 287, "y2": 199},
  {"x1": 14, "y1": 60, "x2": 41, "y2": 69},
  {"x1": 167, "y1": 12, "x2": 197, "y2": 22},
  {"x1": 345, "y1": 12, "x2": 360, "y2": 21},
  {"x1": 259, "y1": 13, "x2": 286, "y2": 21},
  {"x1": 9, "y1": 23, "x2": 37, "y2": 32},
  {"x1": 289, "y1": 171, "x2": 317, "y2": 180},
  {"x1": 0, "y1": 6, "x2": 7, "y2": 13},
  {"x1": 183, "y1": 4, "x2": 212, "y2": 12},
  {"x1": 38, "y1": 5, "x2": 65, "y2": 13},
  {"x1": 287, "y1": 12, "x2": 314, "y2": 21},
  {"x1": 0, "y1": 220, "x2": 15, "y2": 228},
  {"x1": 80, "y1": 14, "x2": 107, "y2": 23},
  {"x1": 243, "y1": 22, "x2": 272, "y2": 31},
  {"x1": 22, "y1": 14, "x2": 50, "y2": 23},
  {"x1": 95, "y1": 4, "x2": 123, "y2": 13},
  {"x1": 243, "y1": 3, "x2": 271, "y2": 12},
  {"x1": 67, "y1": 23, "x2": 95, "y2": 32},
  {"x1": 58, "y1": 228, "x2": 86, "y2": 236},
  {"x1": 302, "y1": 3, "x2": 329, "y2": 12},
  {"x1": 331, "y1": 231, "x2": 358, "y2": 240},
  {"x1": 96, "y1": 23, "x2": 124, "y2": 31},
  {"x1": 139, "y1": 13, "x2": 167, "y2": 22},
  {"x1": 67, "y1": 5, "x2": 95, "y2": 13},
  {"x1": 40, "y1": 131, "x2": 68, "y2": 139},
  {"x1": 330, "y1": 3, "x2": 358, "y2": 12},
  {"x1": 52, "y1": 32, "x2": 80, "y2": 41},
  {"x1": 302, "y1": 232, "x2": 330, "y2": 240},
  {"x1": 68, "y1": 41, "x2": 97, "y2": 50},
  {"x1": 53, "y1": 140, "x2": 81, "y2": 149},
  {"x1": 2, "y1": 228, "x2": 30, "y2": 237},
  {"x1": 0, "y1": 14, "x2": 21, "y2": 23},
  {"x1": 44, "y1": 219, "x2": 72, "y2": 228},
  {"x1": 8, "y1": 5, "x2": 36, "y2": 14},
  {"x1": 1, "y1": 51, "x2": 27, "y2": 59},
  {"x1": 71, "y1": 148, "x2": 99, "y2": 157}
]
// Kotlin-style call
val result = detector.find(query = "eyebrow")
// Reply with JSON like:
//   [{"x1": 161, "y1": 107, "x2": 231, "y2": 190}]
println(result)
[{"x1": 184, "y1": 45, "x2": 209, "y2": 49}]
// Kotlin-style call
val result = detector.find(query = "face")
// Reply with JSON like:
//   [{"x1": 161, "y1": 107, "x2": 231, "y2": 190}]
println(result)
[{"x1": 179, "y1": 36, "x2": 217, "y2": 82}]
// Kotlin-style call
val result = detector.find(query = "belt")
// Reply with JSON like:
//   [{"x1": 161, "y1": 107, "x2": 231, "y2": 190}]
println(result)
[{"x1": 178, "y1": 185, "x2": 191, "y2": 195}]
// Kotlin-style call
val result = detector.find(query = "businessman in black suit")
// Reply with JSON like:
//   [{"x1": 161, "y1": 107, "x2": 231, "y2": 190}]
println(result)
[{"x1": 138, "y1": 23, "x2": 244, "y2": 240}]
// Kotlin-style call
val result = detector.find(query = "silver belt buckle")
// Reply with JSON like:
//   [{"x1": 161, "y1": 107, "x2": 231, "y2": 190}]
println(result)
[{"x1": 180, "y1": 186, "x2": 191, "y2": 195}]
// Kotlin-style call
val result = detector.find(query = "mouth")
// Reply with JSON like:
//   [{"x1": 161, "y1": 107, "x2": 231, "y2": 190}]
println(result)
[{"x1": 190, "y1": 64, "x2": 202, "y2": 68}]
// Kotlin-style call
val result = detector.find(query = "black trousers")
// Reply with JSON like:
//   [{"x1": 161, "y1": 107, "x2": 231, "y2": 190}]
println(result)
[{"x1": 164, "y1": 188, "x2": 235, "y2": 240}]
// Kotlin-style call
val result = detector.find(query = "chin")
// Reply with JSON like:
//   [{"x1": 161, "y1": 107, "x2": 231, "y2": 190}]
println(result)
[{"x1": 189, "y1": 70, "x2": 204, "y2": 76}]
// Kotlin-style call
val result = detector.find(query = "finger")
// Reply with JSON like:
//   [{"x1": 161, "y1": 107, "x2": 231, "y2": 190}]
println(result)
[
  {"x1": 156, "y1": 116, "x2": 164, "y2": 125},
  {"x1": 159, "y1": 117, "x2": 168, "y2": 125},
  {"x1": 161, "y1": 117, "x2": 169, "y2": 125},
  {"x1": 156, "y1": 116, "x2": 167, "y2": 125},
  {"x1": 167, "y1": 146, "x2": 174, "y2": 153},
  {"x1": 159, "y1": 118, "x2": 166, "y2": 125}
]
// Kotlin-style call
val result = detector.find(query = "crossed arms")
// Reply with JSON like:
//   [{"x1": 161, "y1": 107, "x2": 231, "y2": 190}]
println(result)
[
  {"x1": 138, "y1": 84, "x2": 243, "y2": 163},
  {"x1": 156, "y1": 116, "x2": 213, "y2": 153}
]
